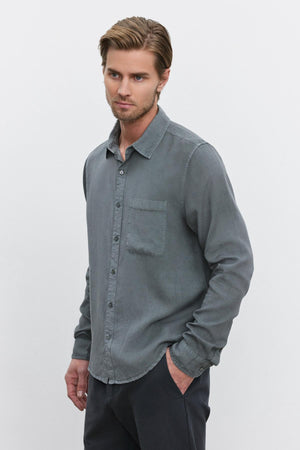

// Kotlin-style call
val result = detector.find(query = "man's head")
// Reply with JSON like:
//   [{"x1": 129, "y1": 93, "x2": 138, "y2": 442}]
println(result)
[{"x1": 98, "y1": 17, "x2": 172, "y2": 122}]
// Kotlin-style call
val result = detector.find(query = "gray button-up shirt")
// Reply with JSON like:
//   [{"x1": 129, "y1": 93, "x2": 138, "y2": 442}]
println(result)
[{"x1": 71, "y1": 106, "x2": 254, "y2": 384}]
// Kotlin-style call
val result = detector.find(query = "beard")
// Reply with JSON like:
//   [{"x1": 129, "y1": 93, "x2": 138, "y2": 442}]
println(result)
[{"x1": 106, "y1": 86, "x2": 158, "y2": 123}]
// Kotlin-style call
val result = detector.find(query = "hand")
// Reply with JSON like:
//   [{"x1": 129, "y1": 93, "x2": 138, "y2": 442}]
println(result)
[
  {"x1": 65, "y1": 359, "x2": 89, "y2": 411},
  {"x1": 165, "y1": 347, "x2": 194, "y2": 395}
]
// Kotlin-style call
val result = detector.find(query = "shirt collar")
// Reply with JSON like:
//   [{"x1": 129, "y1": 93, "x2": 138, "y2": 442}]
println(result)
[{"x1": 106, "y1": 106, "x2": 170, "y2": 159}]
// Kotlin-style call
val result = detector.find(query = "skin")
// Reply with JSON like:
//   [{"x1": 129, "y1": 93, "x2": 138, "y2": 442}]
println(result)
[
  {"x1": 65, "y1": 48, "x2": 194, "y2": 410},
  {"x1": 65, "y1": 358, "x2": 89, "y2": 411}
]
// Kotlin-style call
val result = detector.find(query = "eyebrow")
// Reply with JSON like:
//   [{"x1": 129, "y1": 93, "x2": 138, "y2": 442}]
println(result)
[{"x1": 107, "y1": 68, "x2": 150, "y2": 77}]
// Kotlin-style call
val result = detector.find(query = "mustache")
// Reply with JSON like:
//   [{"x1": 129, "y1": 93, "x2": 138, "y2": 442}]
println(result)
[{"x1": 113, "y1": 97, "x2": 135, "y2": 105}]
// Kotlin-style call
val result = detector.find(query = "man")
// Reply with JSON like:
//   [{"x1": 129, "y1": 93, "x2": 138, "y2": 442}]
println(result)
[{"x1": 65, "y1": 16, "x2": 254, "y2": 450}]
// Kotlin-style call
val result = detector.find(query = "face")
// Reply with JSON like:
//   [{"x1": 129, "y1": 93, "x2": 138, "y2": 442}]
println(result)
[{"x1": 103, "y1": 48, "x2": 169, "y2": 123}]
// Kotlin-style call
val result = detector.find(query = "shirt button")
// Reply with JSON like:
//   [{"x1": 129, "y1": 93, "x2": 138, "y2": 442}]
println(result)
[
  {"x1": 114, "y1": 235, "x2": 119, "y2": 241},
  {"x1": 108, "y1": 302, "x2": 113, "y2": 308},
  {"x1": 116, "y1": 201, "x2": 121, "y2": 208},
  {"x1": 111, "y1": 268, "x2": 115, "y2": 274},
  {"x1": 119, "y1": 169, "x2": 124, "y2": 175}
]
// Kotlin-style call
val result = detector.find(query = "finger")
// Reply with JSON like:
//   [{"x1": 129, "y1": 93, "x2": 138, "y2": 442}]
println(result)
[
  {"x1": 69, "y1": 390, "x2": 87, "y2": 410},
  {"x1": 75, "y1": 393, "x2": 87, "y2": 410},
  {"x1": 77, "y1": 371, "x2": 89, "y2": 399},
  {"x1": 66, "y1": 379, "x2": 86, "y2": 411}
]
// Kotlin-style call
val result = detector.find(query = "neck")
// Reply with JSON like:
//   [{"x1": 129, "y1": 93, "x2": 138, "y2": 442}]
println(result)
[{"x1": 118, "y1": 104, "x2": 159, "y2": 151}]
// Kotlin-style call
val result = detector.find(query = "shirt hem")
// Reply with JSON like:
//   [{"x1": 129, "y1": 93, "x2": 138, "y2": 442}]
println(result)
[{"x1": 88, "y1": 347, "x2": 168, "y2": 384}]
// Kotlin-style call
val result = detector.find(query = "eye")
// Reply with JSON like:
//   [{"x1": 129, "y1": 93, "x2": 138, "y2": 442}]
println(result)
[
  {"x1": 134, "y1": 75, "x2": 143, "y2": 81},
  {"x1": 109, "y1": 72, "x2": 119, "y2": 79}
]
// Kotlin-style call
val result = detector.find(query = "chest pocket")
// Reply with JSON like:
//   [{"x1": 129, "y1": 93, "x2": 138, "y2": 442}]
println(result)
[{"x1": 126, "y1": 198, "x2": 167, "y2": 256}]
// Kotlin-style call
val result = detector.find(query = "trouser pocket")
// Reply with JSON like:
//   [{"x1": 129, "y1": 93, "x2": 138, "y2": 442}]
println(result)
[{"x1": 161, "y1": 353, "x2": 201, "y2": 398}]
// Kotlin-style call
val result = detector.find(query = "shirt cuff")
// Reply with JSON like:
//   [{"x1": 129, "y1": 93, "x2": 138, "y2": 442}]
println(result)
[
  {"x1": 71, "y1": 336, "x2": 91, "y2": 361},
  {"x1": 169, "y1": 339, "x2": 212, "y2": 378}
]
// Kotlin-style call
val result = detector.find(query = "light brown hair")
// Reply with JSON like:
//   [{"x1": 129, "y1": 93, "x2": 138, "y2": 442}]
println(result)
[{"x1": 98, "y1": 16, "x2": 172, "y2": 99}]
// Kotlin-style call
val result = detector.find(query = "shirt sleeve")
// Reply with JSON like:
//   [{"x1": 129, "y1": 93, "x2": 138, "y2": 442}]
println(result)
[
  {"x1": 169, "y1": 142, "x2": 254, "y2": 378},
  {"x1": 71, "y1": 159, "x2": 91, "y2": 360},
  {"x1": 71, "y1": 266, "x2": 91, "y2": 360}
]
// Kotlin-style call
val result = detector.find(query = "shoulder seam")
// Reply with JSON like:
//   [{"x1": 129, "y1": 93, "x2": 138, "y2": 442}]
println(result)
[{"x1": 166, "y1": 123, "x2": 207, "y2": 145}]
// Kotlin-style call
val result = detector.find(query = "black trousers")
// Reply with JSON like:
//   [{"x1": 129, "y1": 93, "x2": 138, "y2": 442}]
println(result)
[{"x1": 84, "y1": 352, "x2": 210, "y2": 450}]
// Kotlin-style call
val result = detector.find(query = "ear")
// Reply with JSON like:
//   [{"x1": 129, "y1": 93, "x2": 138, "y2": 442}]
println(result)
[{"x1": 157, "y1": 68, "x2": 170, "y2": 93}]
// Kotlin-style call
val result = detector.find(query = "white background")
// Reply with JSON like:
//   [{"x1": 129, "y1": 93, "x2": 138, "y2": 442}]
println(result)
[{"x1": 1, "y1": 1, "x2": 299, "y2": 449}]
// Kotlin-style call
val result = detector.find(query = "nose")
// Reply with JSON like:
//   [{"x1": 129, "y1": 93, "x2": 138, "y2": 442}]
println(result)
[{"x1": 117, "y1": 77, "x2": 131, "y2": 97}]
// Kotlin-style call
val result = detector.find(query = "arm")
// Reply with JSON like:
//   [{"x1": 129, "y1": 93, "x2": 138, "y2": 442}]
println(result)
[
  {"x1": 169, "y1": 143, "x2": 254, "y2": 378},
  {"x1": 65, "y1": 160, "x2": 91, "y2": 409},
  {"x1": 72, "y1": 158, "x2": 91, "y2": 360}
]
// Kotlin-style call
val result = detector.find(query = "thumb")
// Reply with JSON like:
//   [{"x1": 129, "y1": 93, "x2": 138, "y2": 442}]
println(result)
[{"x1": 77, "y1": 370, "x2": 88, "y2": 398}]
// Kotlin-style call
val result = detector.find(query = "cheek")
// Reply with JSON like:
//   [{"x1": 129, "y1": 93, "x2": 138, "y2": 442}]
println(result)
[
  {"x1": 104, "y1": 80, "x2": 117, "y2": 96},
  {"x1": 137, "y1": 83, "x2": 157, "y2": 98}
]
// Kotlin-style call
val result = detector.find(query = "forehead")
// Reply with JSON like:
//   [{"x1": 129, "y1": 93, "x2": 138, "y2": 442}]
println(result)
[{"x1": 105, "y1": 48, "x2": 157, "y2": 74}]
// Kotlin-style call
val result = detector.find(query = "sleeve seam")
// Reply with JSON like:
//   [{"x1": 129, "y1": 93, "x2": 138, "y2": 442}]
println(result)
[{"x1": 180, "y1": 141, "x2": 210, "y2": 218}]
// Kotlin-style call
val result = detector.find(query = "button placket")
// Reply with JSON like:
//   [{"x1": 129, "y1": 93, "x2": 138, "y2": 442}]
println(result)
[{"x1": 103, "y1": 161, "x2": 127, "y2": 378}]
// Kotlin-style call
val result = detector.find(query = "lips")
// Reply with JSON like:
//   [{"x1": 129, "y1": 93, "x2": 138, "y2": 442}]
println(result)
[
  {"x1": 114, "y1": 101, "x2": 134, "y2": 110},
  {"x1": 115, "y1": 102, "x2": 133, "y2": 106}
]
